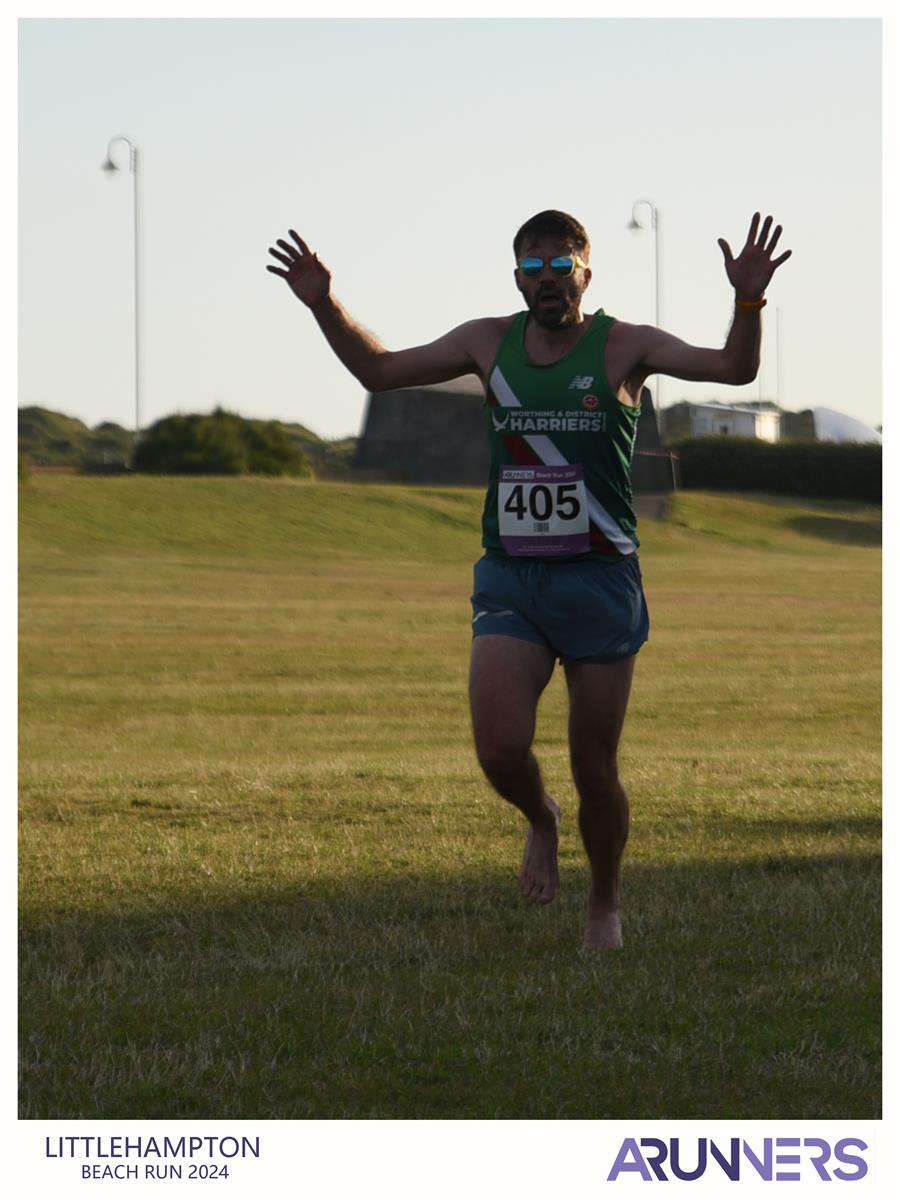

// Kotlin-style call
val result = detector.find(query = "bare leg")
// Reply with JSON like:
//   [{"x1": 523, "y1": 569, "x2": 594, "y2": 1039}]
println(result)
[
  {"x1": 564, "y1": 655, "x2": 637, "y2": 949},
  {"x1": 469, "y1": 634, "x2": 560, "y2": 903}
]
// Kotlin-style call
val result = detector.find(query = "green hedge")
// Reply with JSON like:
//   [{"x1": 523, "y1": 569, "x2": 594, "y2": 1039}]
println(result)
[{"x1": 673, "y1": 437, "x2": 881, "y2": 504}]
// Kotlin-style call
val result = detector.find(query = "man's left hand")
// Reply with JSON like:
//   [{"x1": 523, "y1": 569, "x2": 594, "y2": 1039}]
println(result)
[{"x1": 718, "y1": 213, "x2": 792, "y2": 302}]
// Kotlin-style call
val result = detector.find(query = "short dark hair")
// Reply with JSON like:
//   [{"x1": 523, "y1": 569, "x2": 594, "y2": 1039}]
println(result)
[{"x1": 513, "y1": 210, "x2": 590, "y2": 260}]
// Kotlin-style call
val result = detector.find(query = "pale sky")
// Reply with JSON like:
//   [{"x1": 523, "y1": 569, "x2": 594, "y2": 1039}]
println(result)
[{"x1": 18, "y1": 17, "x2": 883, "y2": 441}]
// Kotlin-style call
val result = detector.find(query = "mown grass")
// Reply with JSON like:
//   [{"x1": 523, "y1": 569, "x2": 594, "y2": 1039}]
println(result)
[{"x1": 19, "y1": 475, "x2": 881, "y2": 1119}]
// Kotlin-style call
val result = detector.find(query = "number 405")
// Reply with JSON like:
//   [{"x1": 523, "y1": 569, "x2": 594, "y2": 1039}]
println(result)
[{"x1": 503, "y1": 483, "x2": 582, "y2": 522}]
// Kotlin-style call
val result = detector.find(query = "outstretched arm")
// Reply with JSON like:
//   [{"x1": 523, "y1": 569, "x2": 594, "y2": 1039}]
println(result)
[
  {"x1": 630, "y1": 213, "x2": 792, "y2": 386},
  {"x1": 267, "y1": 229, "x2": 480, "y2": 392}
]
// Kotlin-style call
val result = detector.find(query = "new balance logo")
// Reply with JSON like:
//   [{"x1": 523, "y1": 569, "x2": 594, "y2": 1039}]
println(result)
[{"x1": 568, "y1": 375, "x2": 594, "y2": 389}]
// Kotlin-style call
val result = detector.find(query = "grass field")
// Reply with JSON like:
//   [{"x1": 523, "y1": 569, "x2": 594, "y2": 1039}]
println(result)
[{"x1": 19, "y1": 474, "x2": 881, "y2": 1119}]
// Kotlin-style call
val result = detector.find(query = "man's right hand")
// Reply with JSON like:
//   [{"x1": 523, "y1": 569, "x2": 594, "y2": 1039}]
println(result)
[
  {"x1": 266, "y1": 230, "x2": 331, "y2": 308},
  {"x1": 265, "y1": 227, "x2": 495, "y2": 391}
]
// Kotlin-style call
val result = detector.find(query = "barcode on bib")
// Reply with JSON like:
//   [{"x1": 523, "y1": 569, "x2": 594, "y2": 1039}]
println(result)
[{"x1": 533, "y1": 521, "x2": 551, "y2": 533}]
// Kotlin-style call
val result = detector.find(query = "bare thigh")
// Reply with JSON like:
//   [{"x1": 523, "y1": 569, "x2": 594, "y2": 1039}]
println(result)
[
  {"x1": 564, "y1": 655, "x2": 637, "y2": 779},
  {"x1": 469, "y1": 635, "x2": 556, "y2": 764}
]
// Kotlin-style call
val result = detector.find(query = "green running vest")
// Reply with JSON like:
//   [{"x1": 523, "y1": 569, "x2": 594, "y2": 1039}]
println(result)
[{"x1": 481, "y1": 309, "x2": 640, "y2": 559}]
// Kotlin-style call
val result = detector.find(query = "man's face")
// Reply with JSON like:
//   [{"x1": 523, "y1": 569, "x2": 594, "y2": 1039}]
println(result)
[{"x1": 514, "y1": 236, "x2": 592, "y2": 330}]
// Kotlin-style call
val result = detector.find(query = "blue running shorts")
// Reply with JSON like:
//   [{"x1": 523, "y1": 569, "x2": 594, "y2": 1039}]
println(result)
[{"x1": 470, "y1": 553, "x2": 650, "y2": 664}]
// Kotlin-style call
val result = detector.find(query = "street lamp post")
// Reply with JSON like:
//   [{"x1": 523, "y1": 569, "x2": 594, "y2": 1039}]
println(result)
[
  {"x1": 628, "y1": 197, "x2": 661, "y2": 407},
  {"x1": 102, "y1": 135, "x2": 141, "y2": 464}
]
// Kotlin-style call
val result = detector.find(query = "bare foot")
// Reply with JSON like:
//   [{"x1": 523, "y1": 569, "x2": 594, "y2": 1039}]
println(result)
[
  {"x1": 518, "y1": 795, "x2": 561, "y2": 905},
  {"x1": 582, "y1": 906, "x2": 623, "y2": 951}
]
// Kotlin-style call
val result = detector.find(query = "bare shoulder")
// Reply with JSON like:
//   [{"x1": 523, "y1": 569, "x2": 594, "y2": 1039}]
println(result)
[
  {"x1": 456, "y1": 314, "x2": 517, "y2": 379},
  {"x1": 605, "y1": 319, "x2": 654, "y2": 395},
  {"x1": 607, "y1": 319, "x2": 651, "y2": 354}
]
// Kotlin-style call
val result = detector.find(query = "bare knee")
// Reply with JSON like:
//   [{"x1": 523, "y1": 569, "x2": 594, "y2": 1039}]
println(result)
[
  {"x1": 571, "y1": 750, "x2": 621, "y2": 801},
  {"x1": 475, "y1": 738, "x2": 533, "y2": 787}
]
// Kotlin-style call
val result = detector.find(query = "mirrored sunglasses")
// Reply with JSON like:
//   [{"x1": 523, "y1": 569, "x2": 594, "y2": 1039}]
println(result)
[{"x1": 517, "y1": 254, "x2": 586, "y2": 278}]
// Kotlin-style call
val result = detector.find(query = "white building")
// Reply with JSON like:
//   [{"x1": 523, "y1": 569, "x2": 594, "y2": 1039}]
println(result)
[{"x1": 675, "y1": 402, "x2": 781, "y2": 443}]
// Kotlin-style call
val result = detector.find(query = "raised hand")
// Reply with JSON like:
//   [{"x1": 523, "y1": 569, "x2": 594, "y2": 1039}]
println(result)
[
  {"x1": 266, "y1": 230, "x2": 331, "y2": 307},
  {"x1": 718, "y1": 213, "x2": 792, "y2": 302}
]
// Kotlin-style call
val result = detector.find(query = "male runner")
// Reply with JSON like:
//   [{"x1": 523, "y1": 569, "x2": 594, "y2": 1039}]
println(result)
[{"x1": 267, "y1": 210, "x2": 791, "y2": 950}]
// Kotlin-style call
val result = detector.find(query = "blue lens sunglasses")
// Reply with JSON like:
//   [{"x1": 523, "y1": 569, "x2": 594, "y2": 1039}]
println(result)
[{"x1": 517, "y1": 254, "x2": 586, "y2": 278}]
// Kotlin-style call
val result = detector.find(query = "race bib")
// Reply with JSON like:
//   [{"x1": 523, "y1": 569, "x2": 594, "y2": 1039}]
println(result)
[{"x1": 498, "y1": 465, "x2": 590, "y2": 557}]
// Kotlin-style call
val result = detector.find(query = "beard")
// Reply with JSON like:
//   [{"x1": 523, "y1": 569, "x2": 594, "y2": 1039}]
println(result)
[{"x1": 527, "y1": 280, "x2": 583, "y2": 329}]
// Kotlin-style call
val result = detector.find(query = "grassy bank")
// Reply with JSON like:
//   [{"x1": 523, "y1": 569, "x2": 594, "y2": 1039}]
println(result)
[{"x1": 19, "y1": 476, "x2": 881, "y2": 1118}]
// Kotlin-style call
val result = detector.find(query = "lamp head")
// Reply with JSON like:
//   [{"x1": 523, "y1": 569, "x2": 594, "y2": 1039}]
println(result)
[
  {"x1": 101, "y1": 157, "x2": 119, "y2": 173},
  {"x1": 629, "y1": 199, "x2": 657, "y2": 230}
]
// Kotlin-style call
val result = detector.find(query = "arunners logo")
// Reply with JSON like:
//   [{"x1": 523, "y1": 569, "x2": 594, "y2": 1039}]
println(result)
[
  {"x1": 491, "y1": 413, "x2": 510, "y2": 432},
  {"x1": 607, "y1": 1138, "x2": 869, "y2": 1183},
  {"x1": 568, "y1": 375, "x2": 594, "y2": 389},
  {"x1": 583, "y1": 395, "x2": 599, "y2": 411}
]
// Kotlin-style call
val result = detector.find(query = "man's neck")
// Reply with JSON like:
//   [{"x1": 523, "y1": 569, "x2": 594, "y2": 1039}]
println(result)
[{"x1": 524, "y1": 308, "x2": 593, "y2": 363}]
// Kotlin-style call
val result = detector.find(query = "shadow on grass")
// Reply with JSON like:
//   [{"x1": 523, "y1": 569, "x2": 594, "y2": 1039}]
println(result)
[
  {"x1": 786, "y1": 514, "x2": 881, "y2": 547},
  {"x1": 729, "y1": 815, "x2": 882, "y2": 837},
  {"x1": 20, "y1": 853, "x2": 881, "y2": 1122}
]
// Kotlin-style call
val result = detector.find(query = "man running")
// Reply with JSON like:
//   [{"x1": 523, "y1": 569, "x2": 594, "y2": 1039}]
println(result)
[{"x1": 267, "y1": 210, "x2": 791, "y2": 950}]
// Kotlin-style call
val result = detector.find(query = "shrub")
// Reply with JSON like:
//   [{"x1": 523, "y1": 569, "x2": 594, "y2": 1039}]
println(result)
[{"x1": 134, "y1": 409, "x2": 310, "y2": 477}]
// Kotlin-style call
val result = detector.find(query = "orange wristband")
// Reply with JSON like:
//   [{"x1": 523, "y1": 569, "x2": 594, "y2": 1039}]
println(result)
[{"x1": 735, "y1": 296, "x2": 767, "y2": 311}]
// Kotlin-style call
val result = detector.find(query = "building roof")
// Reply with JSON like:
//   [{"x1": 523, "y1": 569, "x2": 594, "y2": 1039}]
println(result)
[
  {"x1": 812, "y1": 407, "x2": 882, "y2": 444},
  {"x1": 674, "y1": 401, "x2": 780, "y2": 417},
  {"x1": 728, "y1": 400, "x2": 783, "y2": 412},
  {"x1": 372, "y1": 374, "x2": 483, "y2": 397}
]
